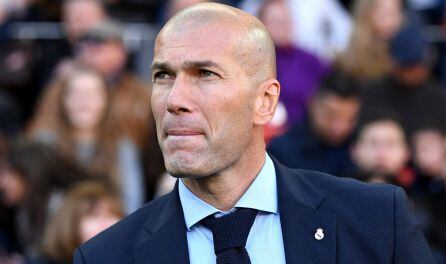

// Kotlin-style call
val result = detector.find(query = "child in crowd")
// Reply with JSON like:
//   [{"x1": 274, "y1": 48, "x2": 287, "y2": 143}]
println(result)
[
  {"x1": 411, "y1": 124, "x2": 446, "y2": 263},
  {"x1": 29, "y1": 181, "x2": 123, "y2": 264},
  {"x1": 350, "y1": 111, "x2": 411, "y2": 186}
]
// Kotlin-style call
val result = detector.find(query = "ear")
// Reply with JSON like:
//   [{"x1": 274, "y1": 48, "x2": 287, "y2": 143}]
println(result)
[{"x1": 253, "y1": 78, "x2": 280, "y2": 126}]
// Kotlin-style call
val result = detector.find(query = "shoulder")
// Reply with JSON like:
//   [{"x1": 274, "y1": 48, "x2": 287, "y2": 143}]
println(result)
[
  {"x1": 276, "y1": 162, "x2": 400, "y2": 214},
  {"x1": 291, "y1": 165, "x2": 397, "y2": 199},
  {"x1": 308, "y1": 168, "x2": 396, "y2": 200},
  {"x1": 276, "y1": 157, "x2": 434, "y2": 262}
]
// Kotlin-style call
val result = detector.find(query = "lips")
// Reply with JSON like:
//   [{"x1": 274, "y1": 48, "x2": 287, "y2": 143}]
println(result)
[{"x1": 166, "y1": 130, "x2": 204, "y2": 136}]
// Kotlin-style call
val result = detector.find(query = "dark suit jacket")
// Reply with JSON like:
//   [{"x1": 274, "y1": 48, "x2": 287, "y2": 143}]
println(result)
[{"x1": 74, "y1": 159, "x2": 435, "y2": 263}]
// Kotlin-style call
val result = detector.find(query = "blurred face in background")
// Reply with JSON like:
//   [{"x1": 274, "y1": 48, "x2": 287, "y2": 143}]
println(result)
[
  {"x1": 78, "y1": 199, "x2": 121, "y2": 243},
  {"x1": 63, "y1": 72, "x2": 107, "y2": 132},
  {"x1": 260, "y1": 0, "x2": 292, "y2": 47},
  {"x1": 310, "y1": 94, "x2": 360, "y2": 146},
  {"x1": 78, "y1": 40, "x2": 127, "y2": 78},
  {"x1": 393, "y1": 65, "x2": 429, "y2": 88},
  {"x1": 352, "y1": 120, "x2": 409, "y2": 175},
  {"x1": 63, "y1": 0, "x2": 106, "y2": 43},
  {"x1": 370, "y1": 0, "x2": 402, "y2": 40},
  {"x1": 413, "y1": 130, "x2": 446, "y2": 177},
  {"x1": 0, "y1": 167, "x2": 26, "y2": 207},
  {"x1": 167, "y1": 0, "x2": 209, "y2": 18}
]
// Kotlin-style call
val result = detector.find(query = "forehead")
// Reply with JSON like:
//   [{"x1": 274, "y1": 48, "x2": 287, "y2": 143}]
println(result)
[
  {"x1": 362, "y1": 121, "x2": 404, "y2": 138},
  {"x1": 318, "y1": 95, "x2": 359, "y2": 110},
  {"x1": 154, "y1": 23, "x2": 240, "y2": 64}
]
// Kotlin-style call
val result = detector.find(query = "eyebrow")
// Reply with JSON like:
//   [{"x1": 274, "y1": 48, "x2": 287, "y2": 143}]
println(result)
[
  {"x1": 152, "y1": 62, "x2": 172, "y2": 72},
  {"x1": 152, "y1": 60, "x2": 226, "y2": 75}
]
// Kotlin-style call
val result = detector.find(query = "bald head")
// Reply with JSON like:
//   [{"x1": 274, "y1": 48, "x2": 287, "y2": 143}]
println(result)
[
  {"x1": 156, "y1": 3, "x2": 276, "y2": 83},
  {"x1": 151, "y1": 3, "x2": 281, "y2": 180}
]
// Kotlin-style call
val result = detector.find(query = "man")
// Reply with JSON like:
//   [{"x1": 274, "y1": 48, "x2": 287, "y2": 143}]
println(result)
[
  {"x1": 362, "y1": 21, "x2": 446, "y2": 138},
  {"x1": 74, "y1": 3, "x2": 434, "y2": 264},
  {"x1": 268, "y1": 71, "x2": 359, "y2": 176}
]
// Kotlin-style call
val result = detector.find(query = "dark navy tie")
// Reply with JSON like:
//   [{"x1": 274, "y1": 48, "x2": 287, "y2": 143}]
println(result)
[{"x1": 200, "y1": 208, "x2": 258, "y2": 264}]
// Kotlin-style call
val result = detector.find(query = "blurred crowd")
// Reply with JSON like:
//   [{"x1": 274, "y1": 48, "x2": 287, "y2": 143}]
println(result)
[{"x1": 1, "y1": 0, "x2": 446, "y2": 263}]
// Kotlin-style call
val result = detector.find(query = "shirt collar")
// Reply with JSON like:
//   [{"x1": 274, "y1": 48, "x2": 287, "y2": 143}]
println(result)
[{"x1": 178, "y1": 153, "x2": 278, "y2": 231}]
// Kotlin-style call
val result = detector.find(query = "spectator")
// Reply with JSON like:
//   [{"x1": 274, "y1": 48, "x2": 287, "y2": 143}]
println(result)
[
  {"x1": 0, "y1": 139, "x2": 87, "y2": 258},
  {"x1": 75, "y1": 20, "x2": 153, "y2": 149},
  {"x1": 361, "y1": 22, "x2": 446, "y2": 137},
  {"x1": 30, "y1": 65, "x2": 145, "y2": 213},
  {"x1": 259, "y1": 0, "x2": 328, "y2": 127},
  {"x1": 29, "y1": 181, "x2": 123, "y2": 264},
  {"x1": 336, "y1": 0, "x2": 403, "y2": 81},
  {"x1": 38, "y1": 0, "x2": 107, "y2": 85},
  {"x1": 411, "y1": 124, "x2": 446, "y2": 262},
  {"x1": 349, "y1": 111, "x2": 411, "y2": 185},
  {"x1": 268, "y1": 70, "x2": 360, "y2": 176},
  {"x1": 240, "y1": 0, "x2": 352, "y2": 62},
  {"x1": 63, "y1": 0, "x2": 107, "y2": 44},
  {"x1": 75, "y1": 20, "x2": 165, "y2": 200},
  {"x1": 413, "y1": 125, "x2": 446, "y2": 181}
]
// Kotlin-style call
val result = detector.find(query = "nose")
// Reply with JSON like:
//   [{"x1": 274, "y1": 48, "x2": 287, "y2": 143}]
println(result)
[{"x1": 166, "y1": 74, "x2": 194, "y2": 115}]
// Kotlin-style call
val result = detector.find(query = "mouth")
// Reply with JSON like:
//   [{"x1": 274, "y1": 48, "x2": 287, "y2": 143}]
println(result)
[{"x1": 166, "y1": 130, "x2": 204, "y2": 137}]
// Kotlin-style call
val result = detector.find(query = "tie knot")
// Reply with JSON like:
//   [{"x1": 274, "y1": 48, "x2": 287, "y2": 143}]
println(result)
[{"x1": 200, "y1": 208, "x2": 258, "y2": 254}]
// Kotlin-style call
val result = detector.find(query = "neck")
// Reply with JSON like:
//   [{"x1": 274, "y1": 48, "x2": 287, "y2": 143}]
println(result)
[{"x1": 182, "y1": 139, "x2": 266, "y2": 211}]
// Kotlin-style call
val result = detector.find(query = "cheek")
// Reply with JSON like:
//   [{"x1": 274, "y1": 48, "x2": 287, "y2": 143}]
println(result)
[
  {"x1": 79, "y1": 216, "x2": 119, "y2": 243},
  {"x1": 211, "y1": 93, "x2": 253, "y2": 133},
  {"x1": 151, "y1": 90, "x2": 167, "y2": 121},
  {"x1": 355, "y1": 144, "x2": 375, "y2": 164}
]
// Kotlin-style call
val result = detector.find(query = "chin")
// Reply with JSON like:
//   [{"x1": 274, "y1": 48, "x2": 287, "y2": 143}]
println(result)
[
  {"x1": 166, "y1": 166, "x2": 211, "y2": 179},
  {"x1": 164, "y1": 154, "x2": 210, "y2": 179}
]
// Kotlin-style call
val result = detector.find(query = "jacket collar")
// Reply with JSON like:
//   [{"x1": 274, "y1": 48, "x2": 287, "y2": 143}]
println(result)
[
  {"x1": 133, "y1": 181, "x2": 190, "y2": 264},
  {"x1": 273, "y1": 157, "x2": 337, "y2": 264},
  {"x1": 133, "y1": 158, "x2": 337, "y2": 264}
]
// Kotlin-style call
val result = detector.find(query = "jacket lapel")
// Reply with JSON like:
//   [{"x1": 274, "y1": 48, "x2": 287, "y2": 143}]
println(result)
[
  {"x1": 274, "y1": 159, "x2": 337, "y2": 264},
  {"x1": 133, "y1": 182, "x2": 190, "y2": 264}
]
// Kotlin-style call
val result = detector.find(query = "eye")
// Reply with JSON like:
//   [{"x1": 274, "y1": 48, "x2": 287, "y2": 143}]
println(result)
[
  {"x1": 153, "y1": 71, "x2": 171, "y2": 83},
  {"x1": 199, "y1": 69, "x2": 218, "y2": 78}
]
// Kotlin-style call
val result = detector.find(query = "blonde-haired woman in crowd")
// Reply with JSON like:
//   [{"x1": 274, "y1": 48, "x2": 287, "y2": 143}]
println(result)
[
  {"x1": 336, "y1": 0, "x2": 403, "y2": 80},
  {"x1": 30, "y1": 181, "x2": 124, "y2": 264},
  {"x1": 29, "y1": 65, "x2": 144, "y2": 214}
]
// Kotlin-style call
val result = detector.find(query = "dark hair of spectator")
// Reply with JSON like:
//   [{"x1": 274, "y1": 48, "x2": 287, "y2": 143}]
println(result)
[
  {"x1": 411, "y1": 117, "x2": 446, "y2": 137},
  {"x1": 4, "y1": 138, "x2": 90, "y2": 248},
  {"x1": 352, "y1": 109, "x2": 406, "y2": 143},
  {"x1": 313, "y1": 70, "x2": 362, "y2": 100}
]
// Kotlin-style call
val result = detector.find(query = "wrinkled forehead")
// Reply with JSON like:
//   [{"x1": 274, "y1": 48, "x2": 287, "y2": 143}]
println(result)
[
  {"x1": 152, "y1": 25, "x2": 255, "y2": 79},
  {"x1": 153, "y1": 5, "x2": 275, "y2": 80},
  {"x1": 155, "y1": 20, "x2": 243, "y2": 59}
]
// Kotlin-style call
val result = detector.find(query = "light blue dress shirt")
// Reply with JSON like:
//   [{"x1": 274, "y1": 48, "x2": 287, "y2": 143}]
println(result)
[{"x1": 178, "y1": 154, "x2": 286, "y2": 264}]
